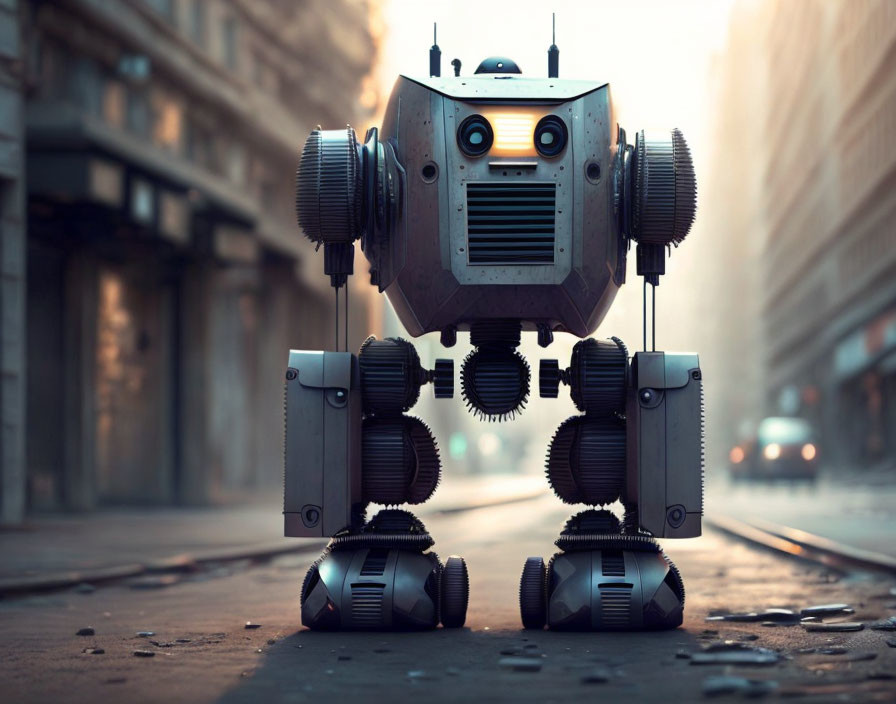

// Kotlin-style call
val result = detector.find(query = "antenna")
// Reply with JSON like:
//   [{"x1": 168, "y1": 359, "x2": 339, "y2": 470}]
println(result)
[
  {"x1": 430, "y1": 22, "x2": 441, "y2": 77},
  {"x1": 548, "y1": 13, "x2": 559, "y2": 78}
]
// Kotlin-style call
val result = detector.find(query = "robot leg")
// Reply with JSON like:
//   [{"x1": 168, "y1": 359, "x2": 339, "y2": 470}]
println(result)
[
  {"x1": 284, "y1": 337, "x2": 467, "y2": 630},
  {"x1": 521, "y1": 339, "x2": 703, "y2": 630}
]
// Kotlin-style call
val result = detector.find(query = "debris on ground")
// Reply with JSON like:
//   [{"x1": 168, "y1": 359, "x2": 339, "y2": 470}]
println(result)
[
  {"x1": 690, "y1": 642, "x2": 781, "y2": 666},
  {"x1": 498, "y1": 656, "x2": 543, "y2": 672},
  {"x1": 800, "y1": 604, "x2": 853, "y2": 617},
  {"x1": 702, "y1": 675, "x2": 777, "y2": 698},
  {"x1": 803, "y1": 622, "x2": 864, "y2": 632}
]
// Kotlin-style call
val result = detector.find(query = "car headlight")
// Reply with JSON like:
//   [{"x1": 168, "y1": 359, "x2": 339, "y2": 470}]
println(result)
[
  {"x1": 801, "y1": 443, "x2": 817, "y2": 461},
  {"x1": 763, "y1": 443, "x2": 781, "y2": 461}
]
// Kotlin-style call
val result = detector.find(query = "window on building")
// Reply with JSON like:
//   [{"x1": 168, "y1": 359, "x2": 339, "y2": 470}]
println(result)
[
  {"x1": 188, "y1": 0, "x2": 206, "y2": 47},
  {"x1": 127, "y1": 88, "x2": 151, "y2": 138},
  {"x1": 186, "y1": 117, "x2": 214, "y2": 171},
  {"x1": 221, "y1": 16, "x2": 238, "y2": 71},
  {"x1": 102, "y1": 79, "x2": 126, "y2": 128},
  {"x1": 145, "y1": 0, "x2": 176, "y2": 23},
  {"x1": 226, "y1": 141, "x2": 246, "y2": 186},
  {"x1": 71, "y1": 56, "x2": 103, "y2": 116},
  {"x1": 151, "y1": 88, "x2": 183, "y2": 152}
]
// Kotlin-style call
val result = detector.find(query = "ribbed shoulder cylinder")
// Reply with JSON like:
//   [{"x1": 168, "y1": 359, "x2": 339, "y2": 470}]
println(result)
[
  {"x1": 295, "y1": 127, "x2": 362, "y2": 245},
  {"x1": 631, "y1": 128, "x2": 696, "y2": 246}
]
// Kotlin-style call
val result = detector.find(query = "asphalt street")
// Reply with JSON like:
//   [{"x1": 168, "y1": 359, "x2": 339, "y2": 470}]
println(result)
[
  {"x1": 2, "y1": 493, "x2": 895, "y2": 703},
  {"x1": 710, "y1": 477, "x2": 896, "y2": 557}
]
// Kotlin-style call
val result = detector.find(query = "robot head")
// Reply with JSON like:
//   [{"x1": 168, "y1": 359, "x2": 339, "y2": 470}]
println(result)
[{"x1": 296, "y1": 55, "x2": 695, "y2": 335}]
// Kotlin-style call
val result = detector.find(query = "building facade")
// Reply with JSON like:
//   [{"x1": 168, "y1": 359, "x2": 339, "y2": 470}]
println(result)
[
  {"x1": 0, "y1": 0, "x2": 26, "y2": 524},
  {"x1": 708, "y1": 0, "x2": 896, "y2": 470},
  {"x1": 0, "y1": 0, "x2": 380, "y2": 521}
]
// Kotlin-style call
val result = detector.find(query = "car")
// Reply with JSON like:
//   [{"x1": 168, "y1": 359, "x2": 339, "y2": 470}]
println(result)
[{"x1": 729, "y1": 416, "x2": 819, "y2": 481}]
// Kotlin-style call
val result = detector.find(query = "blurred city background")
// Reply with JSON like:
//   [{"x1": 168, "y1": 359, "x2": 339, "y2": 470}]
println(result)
[
  {"x1": 1, "y1": 1, "x2": 896, "y2": 700},
  {"x1": 0, "y1": 0, "x2": 893, "y2": 543}
]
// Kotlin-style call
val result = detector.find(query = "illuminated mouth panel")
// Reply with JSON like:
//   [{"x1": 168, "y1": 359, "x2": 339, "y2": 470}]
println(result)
[{"x1": 480, "y1": 108, "x2": 548, "y2": 157}]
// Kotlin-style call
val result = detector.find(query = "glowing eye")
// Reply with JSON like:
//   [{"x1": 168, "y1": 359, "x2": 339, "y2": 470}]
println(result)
[
  {"x1": 457, "y1": 115, "x2": 493, "y2": 157},
  {"x1": 534, "y1": 115, "x2": 567, "y2": 157}
]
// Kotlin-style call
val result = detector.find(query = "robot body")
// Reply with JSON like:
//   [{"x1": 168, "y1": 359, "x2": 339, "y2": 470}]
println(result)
[{"x1": 284, "y1": 29, "x2": 701, "y2": 632}]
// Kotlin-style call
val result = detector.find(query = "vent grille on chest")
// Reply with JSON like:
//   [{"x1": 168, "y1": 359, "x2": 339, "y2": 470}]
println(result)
[{"x1": 466, "y1": 182, "x2": 556, "y2": 264}]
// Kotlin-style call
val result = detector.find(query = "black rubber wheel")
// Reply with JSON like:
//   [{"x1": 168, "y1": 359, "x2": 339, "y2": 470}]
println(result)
[
  {"x1": 440, "y1": 556, "x2": 469, "y2": 628},
  {"x1": 519, "y1": 557, "x2": 547, "y2": 629}
]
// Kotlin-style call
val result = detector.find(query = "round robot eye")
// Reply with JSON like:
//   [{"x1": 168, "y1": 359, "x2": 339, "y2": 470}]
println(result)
[
  {"x1": 457, "y1": 115, "x2": 493, "y2": 157},
  {"x1": 534, "y1": 115, "x2": 568, "y2": 158}
]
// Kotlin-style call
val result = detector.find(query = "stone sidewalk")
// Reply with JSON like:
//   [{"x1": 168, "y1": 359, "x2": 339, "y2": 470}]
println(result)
[{"x1": 0, "y1": 474, "x2": 546, "y2": 594}]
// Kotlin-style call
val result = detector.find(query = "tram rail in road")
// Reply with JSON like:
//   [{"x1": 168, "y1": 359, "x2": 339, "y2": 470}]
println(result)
[{"x1": 705, "y1": 512, "x2": 896, "y2": 576}]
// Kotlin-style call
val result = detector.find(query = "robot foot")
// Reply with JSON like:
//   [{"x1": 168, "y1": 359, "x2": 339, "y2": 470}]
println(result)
[
  {"x1": 301, "y1": 509, "x2": 469, "y2": 631},
  {"x1": 519, "y1": 509, "x2": 685, "y2": 631}
]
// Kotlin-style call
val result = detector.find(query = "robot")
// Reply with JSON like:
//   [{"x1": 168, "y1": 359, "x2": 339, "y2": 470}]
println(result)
[{"x1": 284, "y1": 23, "x2": 702, "y2": 631}]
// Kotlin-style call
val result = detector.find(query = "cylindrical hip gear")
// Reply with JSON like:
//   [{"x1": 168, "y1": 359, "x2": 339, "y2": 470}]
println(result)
[
  {"x1": 359, "y1": 336, "x2": 425, "y2": 415},
  {"x1": 568, "y1": 337, "x2": 628, "y2": 415},
  {"x1": 361, "y1": 416, "x2": 440, "y2": 505},
  {"x1": 546, "y1": 415, "x2": 626, "y2": 505},
  {"x1": 359, "y1": 336, "x2": 454, "y2": 415}
]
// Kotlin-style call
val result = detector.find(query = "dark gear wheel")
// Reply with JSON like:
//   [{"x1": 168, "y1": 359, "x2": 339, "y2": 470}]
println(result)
[
  {"x1": 546, "y1": 415, "x2": 626, "y2": 505},
  {"x1": 519, "y1": 557, "x2": 547, "y2": 629},
  {"x1": 561, "y1": 509, "x2": 621, "y2": 536},
  {"x1": 461, "y1": 347, "x2": 531, "y2": 421},
  {"x1": 539, "y1": 359, "x2": 561, "y2": 398},
  {"x1": 568, "y1": 337, "x2": 628, "y2": 415},
  {"x1": 555, "y1": 531, "x2": 661, "y2": 553},
  {"x1": 296, "y1": 127, "x2": 363, "y2": 245},
  {"x1": 440, "y1": 556, "x2": 469, "y2": 628},
  {"x1": 361, "y1": 416, "x2": 440, "y2": 505},
  {"x1": 631, "y1": 128, "x2": 696, "y2": 246},
  {"x1": 433, "y1": 359, "x2": 454, "y2": 399},
  {"x1": 328, "y1": 508, "x2": 435, "y2": 551},
  {"x1": 365, "y1": 508, "x2": 428, "y2": 534}
]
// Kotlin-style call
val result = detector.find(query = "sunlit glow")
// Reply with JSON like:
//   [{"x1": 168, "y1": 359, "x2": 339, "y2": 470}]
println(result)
[
  {"x1": 482, "y1": 109, "x2": 541, "y2": 157},
  {"x1": 729, "y1": 446, "x2": 744, "y2": 464},
  {"x1": 763, "y1": 443, "x2": 781, "y2": 461},
  {"x1": 801, "y1": 443, "x2": 817, "y2": 461},
  {"x1": 477, "y1": 432, "x2": 501, "y2": 457},
  {"x1": 449, "y1": 432, "x2": 468, "y2": 460}
]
